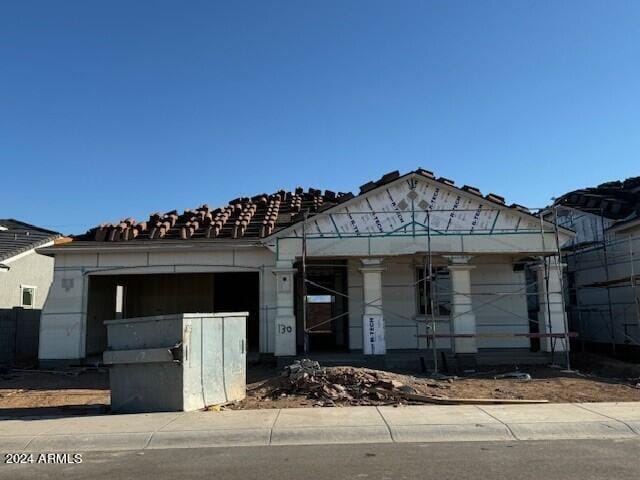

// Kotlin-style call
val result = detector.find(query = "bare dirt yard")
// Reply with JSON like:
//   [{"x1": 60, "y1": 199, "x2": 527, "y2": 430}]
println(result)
[
  {"x1": 1, "y1": 353, "x2": 639, "y2": 415},
  {"x1": 0, "y1": 366, "x2": 109, "y2": 416},
  {"x1": 233, "y1": 355, "x2": 640, "y2": 409}
]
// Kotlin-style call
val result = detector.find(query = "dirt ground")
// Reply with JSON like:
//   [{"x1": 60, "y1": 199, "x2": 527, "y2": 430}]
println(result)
[
  {"x1": 234, "y1": 360, "x2": 640, "y2": 409},
  {"x1": 0, "y1": 367, "x2": 109, "y2": 415},
  {"x1": 1, "y1": 353, "x2": 639, "y2": 415}
]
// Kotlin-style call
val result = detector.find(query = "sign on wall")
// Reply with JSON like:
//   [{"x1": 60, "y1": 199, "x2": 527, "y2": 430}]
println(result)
[{"x1": 363, "y1": 314, "x2": 386, "y2": 355}]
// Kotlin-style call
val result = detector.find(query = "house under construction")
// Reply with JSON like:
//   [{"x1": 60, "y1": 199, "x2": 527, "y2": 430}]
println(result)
[
  {"x1": 551, "y1": 177, "x2": 640, "y2": 360},
  {"x1": 37, "y1": 169, "x2": 575, "y2": 369}
]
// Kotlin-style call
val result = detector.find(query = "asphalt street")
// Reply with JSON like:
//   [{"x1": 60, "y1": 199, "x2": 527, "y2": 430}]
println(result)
[{"x1": 2, "y1": 439, "x2": 640, "y2": 480}]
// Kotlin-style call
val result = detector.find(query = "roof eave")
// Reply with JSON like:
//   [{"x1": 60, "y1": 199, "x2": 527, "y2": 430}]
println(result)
[{"x1": 38, "y1": 238, "x2": 266, "y2": 256}]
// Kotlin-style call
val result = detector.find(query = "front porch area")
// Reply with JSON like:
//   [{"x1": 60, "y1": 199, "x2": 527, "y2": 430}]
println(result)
[
  {"x1": 273, "y1": 253, "x2": 572, "y2": 365},
  {"x1": 275, "y1": 348, "x2": 555, "y2": 372}
]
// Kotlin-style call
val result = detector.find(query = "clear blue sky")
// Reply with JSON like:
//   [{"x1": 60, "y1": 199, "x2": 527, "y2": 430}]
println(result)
[{"x1": 2, "y1": 1, "x2": 639, "y2": 234}]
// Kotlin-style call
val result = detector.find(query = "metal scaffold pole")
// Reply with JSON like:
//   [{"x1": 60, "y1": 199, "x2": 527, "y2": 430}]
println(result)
[
  {"x1": 539, "y1": 212, "x2": 555, "y2": 363},
  {"x1": 600, "y1": 209, "x2": 617, "y2": 355},
  {"x1": 302, "y1": 211, "x2": 309, "y2": 355},
  {"x1": 553, "y1": 206, "x2": 571, "y2": 371},
  {"x1": 426, "y1": 210, "x2": 438, "y2": 373}
]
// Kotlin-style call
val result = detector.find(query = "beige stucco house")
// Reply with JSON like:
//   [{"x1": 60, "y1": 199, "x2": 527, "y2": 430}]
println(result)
[{"x1": 37, "y1": 169, "x2": 574, "y2": 367}]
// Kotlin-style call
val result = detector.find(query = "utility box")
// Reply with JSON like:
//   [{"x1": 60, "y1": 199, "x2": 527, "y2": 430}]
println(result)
[{"x1": 103, "y1": 312, "x2": 247, "y2": 413}]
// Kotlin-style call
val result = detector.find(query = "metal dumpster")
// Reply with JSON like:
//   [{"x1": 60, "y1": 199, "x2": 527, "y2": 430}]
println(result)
[{"x1": 103, "y1": 312, "x2": 247, "y2": 413}]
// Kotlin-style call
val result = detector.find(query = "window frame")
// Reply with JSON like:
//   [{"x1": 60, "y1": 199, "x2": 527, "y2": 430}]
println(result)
[
  {"x1": 416, "y1": 267, "x2": 451, "y2": 316},
  {"x1": 20, "y1": 285, "x2": 36, "y2": 308}
]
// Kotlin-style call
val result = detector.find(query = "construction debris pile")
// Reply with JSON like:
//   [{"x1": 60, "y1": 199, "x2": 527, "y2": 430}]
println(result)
[
  {"x1": 238, "y1": 360, "x2": 556, "y2": 409},
  {"x1": 256, "y1": 359, "x2": 432, "y2": 406}
]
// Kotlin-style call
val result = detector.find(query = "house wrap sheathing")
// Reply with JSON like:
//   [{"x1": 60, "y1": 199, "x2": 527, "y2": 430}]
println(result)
[{"x1": 38, "y1": 169, "x2": 574, "y2": 364}]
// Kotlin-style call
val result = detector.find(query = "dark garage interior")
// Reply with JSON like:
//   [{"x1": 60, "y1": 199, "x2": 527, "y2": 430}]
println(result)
[{"x1": 85, "y1": 272, "x2": 260, "y2": 357}]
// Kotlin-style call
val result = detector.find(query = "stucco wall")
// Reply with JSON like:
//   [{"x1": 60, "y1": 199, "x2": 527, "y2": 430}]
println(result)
[
  {"x1": 0, "y1": 250, "x2": 54, "y2": 362},
  {"x1": 471, "y1": 256, "x2": 530, "y2": 349},
  {"x1": 347, "y1": 255, "x2": 530, "y2": 351},
  {"x1": 0, "y1": 250, "x2": 54, "y2": 309}
]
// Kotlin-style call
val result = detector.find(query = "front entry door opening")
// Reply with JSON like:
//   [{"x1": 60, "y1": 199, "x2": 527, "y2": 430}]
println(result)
[{"x1": 295, "y1": 260, "x2": 349, "y2": 352}]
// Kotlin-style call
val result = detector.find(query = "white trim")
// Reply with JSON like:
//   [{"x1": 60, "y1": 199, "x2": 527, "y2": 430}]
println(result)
[
  {"x1": 38, "y1": 239, "x2": 262, "y2": 256},
  {"x1": 3, "y1": 240, "x2": 55, "y2": 265},
  {"x1": 20, "y1": 284, "x2": 37, "y2": 308}
]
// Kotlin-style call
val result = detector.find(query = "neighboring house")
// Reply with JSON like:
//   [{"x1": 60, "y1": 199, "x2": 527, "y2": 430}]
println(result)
[
  {"x1": 550, "y1": 177, "x2": 640, "y2": 358},
  {"x1": 38, "y1": 169, "x2": 574, "y2": 367},
  {"x1": 0, "y1": 219, "x2": 62, "y2": 363}
]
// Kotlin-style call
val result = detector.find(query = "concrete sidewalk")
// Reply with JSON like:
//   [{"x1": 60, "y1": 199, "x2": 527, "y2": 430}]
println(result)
[{"x1": 1, "y1": 402, "x2": 640, "y2": 452}]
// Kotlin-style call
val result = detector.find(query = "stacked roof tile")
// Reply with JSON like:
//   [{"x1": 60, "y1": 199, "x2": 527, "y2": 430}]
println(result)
[
  {"x1": 79, "y1": 189, "x2": 353, "y2": 242},
  {"x1": 78, "y1": 168, "x2": 539, "y2": 242}
]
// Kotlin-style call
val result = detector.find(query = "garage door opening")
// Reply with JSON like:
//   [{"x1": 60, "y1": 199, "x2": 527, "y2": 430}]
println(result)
[
  {"x1": 85, "y1": 272, "x2": 260, "y2": 358},
  {"x1": 212, "y1": 272, "x2": 260, "y2": 352}
]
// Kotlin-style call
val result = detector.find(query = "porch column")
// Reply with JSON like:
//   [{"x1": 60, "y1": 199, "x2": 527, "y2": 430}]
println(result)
[
  {"x1": 273, "y1": 261, "x2": 297, "y2": 356},
  {"x1": 446, "y1": 256, "x2": 478, "y2": 354},
  {"x1": 534, "y1": 256, "x2": 569, "y2": 352},
  {"x1": 359, "y1": 258, "x2": 386, "y2": 355}
]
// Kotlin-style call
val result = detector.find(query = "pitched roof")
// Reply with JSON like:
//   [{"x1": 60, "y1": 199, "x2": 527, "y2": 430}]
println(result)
[
  {"x1": 553, "y1": 177, "x2": 640, "y2": 231},
  {"x1": 0, "y1": 219, "x2": 62, "y2": 262},
  {"x1": 74, "y1": 168, "x2": 544, "y2": 243},
  {"x1": 75, "y1": 189, "x2": 354, "y2": 242}
]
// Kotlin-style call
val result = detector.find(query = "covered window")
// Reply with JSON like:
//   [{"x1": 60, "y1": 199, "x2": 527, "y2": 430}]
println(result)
[
  {"x1": 416, "y1": 267, "x2": 451, "y2": 316},
  {"x1": 306, "y1": 295, "x2": 334, "y2": 304},
  {"x1": 20, "y1": 285, "x2": 35, "y2": 308}
]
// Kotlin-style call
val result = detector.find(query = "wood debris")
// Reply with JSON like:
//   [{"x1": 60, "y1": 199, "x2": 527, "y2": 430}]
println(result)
[{"x1": 249, "y1": 359, "x2": 548, "y2": 407}]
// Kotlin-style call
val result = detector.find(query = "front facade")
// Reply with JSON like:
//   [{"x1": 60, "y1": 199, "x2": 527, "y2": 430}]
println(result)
[
  {"x1": 38, "y1": 169, "x2": 574, "y2": 365},
  {"x1": 0, "y1": 219, "x2": 61, "y2": 362}
]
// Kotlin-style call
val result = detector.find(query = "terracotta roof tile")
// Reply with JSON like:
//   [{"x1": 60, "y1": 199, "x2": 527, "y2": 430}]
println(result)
[
  {"x1": 78, "y1": 189, "x2": 352, "y2": 242},
  {"x1": 77, "y1": 168, "x2": 541, "y2": 242}
]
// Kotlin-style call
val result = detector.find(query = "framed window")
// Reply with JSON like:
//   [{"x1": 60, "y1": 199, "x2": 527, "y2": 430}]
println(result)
[
  {"x1": 20, "y1": 285, "x2": 36, "y2": 308},
  {"x1": 416, "y1": 267, "x2": 451, "y2": 316}
]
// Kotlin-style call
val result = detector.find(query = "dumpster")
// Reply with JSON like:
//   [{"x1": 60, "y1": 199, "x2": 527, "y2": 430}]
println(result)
[{"x1": 103, "y1": 312, "x2": 247, "y2": 413}]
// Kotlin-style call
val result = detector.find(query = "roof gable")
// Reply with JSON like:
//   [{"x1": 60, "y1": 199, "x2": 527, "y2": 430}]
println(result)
[{"x1": 275, "y1": 171, "x2": 561, "y2": 239}]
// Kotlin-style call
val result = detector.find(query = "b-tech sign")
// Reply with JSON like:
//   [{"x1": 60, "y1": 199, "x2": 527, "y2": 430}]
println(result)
[{"x1": 363, "y1": 314, "x2": 385, "y2": 355}]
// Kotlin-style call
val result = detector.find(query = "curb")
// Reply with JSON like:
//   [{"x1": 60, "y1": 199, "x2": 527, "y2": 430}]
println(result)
[
  {"x1": 508, "y1": 421, "x2": 637, "y2": 441},
  {"x1": 25, "y1": 433, "x2": 151, "y2": 452},
  {"x1": 388, "y1": 423, "x2": 514, "y2": 443},
  {"x1": 270, "y1": 425, "x2": 392, "y2": 446},
  {"x1": 2, "y1": 421, "x2": 639, "y2": 452},
  {"x1": 148, "y1": 429, "x2": 271, "y2": 449}
]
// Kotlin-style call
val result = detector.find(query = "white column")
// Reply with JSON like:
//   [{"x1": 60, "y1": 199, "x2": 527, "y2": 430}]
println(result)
[
  {"x1": 447, "y1": 256, "x2": 477, "y2": 354},
  {"x1": 273, "y1": 261, "x2": 297, "y2": 356},
  {"x1": 535, "y1": 256, "x2": 569, "y2": 352},
  {"x1": 359, "y1": 258, "x2": 386, "y2": 355}
]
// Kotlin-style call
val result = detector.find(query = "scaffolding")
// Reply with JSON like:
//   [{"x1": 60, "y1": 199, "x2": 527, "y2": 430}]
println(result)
[
  {"x1": 282, "y1": 203, "x2": 575, "y2": 371},
  {"x1": 557, "y1": 206, "x2": 640, "y2": 356}
]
